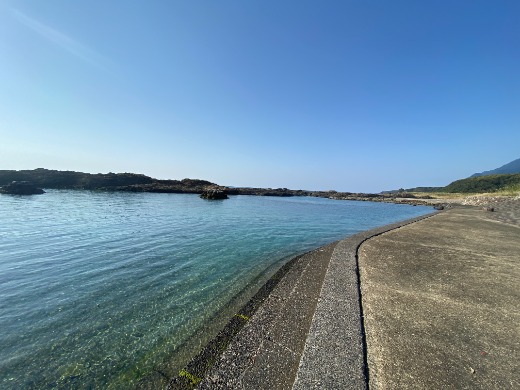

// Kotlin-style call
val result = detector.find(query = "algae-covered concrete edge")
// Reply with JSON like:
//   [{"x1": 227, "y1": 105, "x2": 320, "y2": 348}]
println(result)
[{"x1": 166, "y1": 244, "x2": 336, "y2": 390}]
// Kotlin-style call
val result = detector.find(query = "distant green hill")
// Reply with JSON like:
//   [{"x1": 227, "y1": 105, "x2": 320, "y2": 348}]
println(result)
[
  {"x1": 400, "y1": 173, "x2": 520, "y2": 194},
  {"x1": 443, "y1": 173, "x2": 520, "y2": 193},
  {"x1": 399, "y1": 157, "x2": 520, "y2": 194},
  {"x1": 0, "y1": 168, "x2": 215, "y2": 193}
]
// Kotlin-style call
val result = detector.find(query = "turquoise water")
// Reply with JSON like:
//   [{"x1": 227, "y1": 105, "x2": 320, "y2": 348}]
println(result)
[{"x1": 0, "y1": 191, "x2": 431, "y2": 388}]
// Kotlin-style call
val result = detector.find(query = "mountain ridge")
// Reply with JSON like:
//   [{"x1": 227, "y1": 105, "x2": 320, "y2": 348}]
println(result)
[{"x1": 470, "y1": 157, "x2": 520, "y2": 177}]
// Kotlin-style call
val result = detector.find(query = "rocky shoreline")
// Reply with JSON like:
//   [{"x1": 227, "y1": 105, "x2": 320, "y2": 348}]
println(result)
[
  {"x1": 1, "y1": 169, "x2": 518, "y2": 209},
  {"x1": 0, "y1": 169, "x2": 438, "y2": 205}
]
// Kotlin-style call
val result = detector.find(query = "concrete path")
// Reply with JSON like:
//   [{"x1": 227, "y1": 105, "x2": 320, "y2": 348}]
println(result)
[
  {"x1": 292, "y1": 213, "x2": 436, "y2": 389},
  {"x1": 359, "y1": 207, "x2": 520, "y2": 389}
]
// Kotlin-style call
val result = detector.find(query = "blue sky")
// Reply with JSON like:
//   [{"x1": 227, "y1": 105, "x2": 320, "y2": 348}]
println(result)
[{"x1": 1, "y1": 1, "x2": 518, "y2": 192}]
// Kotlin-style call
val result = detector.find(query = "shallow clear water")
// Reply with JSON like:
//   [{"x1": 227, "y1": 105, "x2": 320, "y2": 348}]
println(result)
[{"x1": 0, "y1": 191, "x2": 431, "y2": 388}]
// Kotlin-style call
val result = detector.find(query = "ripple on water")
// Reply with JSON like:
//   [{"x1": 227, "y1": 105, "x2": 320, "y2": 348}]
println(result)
[{"x1": 0, "y1": 191, "x2": 432, "y2": 388}]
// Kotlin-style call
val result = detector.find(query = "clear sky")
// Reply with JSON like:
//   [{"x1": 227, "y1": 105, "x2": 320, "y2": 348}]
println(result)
[{"x1": 1, "y1": 1, "x2": 518, "y2": 192}]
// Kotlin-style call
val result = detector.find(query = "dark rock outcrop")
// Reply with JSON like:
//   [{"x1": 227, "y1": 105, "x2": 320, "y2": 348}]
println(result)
[
  {"x1": 200, "y1": 188, "x2": 229, "y2": 200},
  {"x1": 0, "y1": 181, "x2": 45, "y2": 195},
  {"x1": 226, "y1": 187, "x2": 296, "y2": 197}
]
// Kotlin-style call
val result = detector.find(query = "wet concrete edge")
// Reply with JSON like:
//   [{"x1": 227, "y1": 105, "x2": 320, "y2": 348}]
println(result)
[{"x1": 165, "y1": 249, "x2": 318, "y2": 389}]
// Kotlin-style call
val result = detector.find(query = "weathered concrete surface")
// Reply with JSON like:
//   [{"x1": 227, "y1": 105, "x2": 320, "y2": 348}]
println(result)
[
  {"x1": 293, "y1": 213, "x2": 437, "y2": 390},
  {"x1": 196, "y1": 242, "x2": 337, "y2": 389},
  {"x1": 292, "y1": 233, "x2": 367, "y2": 390},
  {"x1": 359, "y1": 206, "x2": 520, "y2": 389}
]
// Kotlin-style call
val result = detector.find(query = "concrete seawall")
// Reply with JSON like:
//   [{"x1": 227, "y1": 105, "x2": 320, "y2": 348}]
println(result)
[{"x1": 168, "y1": 199, "x2": 520, "y2": 389}]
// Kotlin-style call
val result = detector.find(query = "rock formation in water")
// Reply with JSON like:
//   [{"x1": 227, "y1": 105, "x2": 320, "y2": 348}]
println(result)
[
  {"x1": 200, "y1": 188, "x2": 229, "y2": 200},
  {"x1": 0, "y1": 181, "x2": 45, "y2": 195}
]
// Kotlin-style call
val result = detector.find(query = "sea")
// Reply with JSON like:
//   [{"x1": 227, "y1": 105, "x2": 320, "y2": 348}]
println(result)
[{"x1": 0, "y1": 190, "x2": 432, "y2": 389}]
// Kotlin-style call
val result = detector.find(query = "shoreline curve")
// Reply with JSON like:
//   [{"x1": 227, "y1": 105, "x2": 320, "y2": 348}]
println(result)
[{"x1": 166, "y1": 210, "x2": 438, "y2": 389}]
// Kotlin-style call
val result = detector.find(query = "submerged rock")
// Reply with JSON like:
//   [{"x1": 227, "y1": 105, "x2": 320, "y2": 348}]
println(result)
[
  {"x1": 200, "y1": 188, "x2": 228, "y2": 200},
  {"x1": 0, "y1": 181, "x2": 45, "y2": 195}
]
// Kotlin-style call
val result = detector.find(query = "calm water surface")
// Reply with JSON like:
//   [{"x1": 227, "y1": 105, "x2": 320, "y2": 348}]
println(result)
[{"x1": 0, "y1": 191, "x2": 431, "y2": 388}]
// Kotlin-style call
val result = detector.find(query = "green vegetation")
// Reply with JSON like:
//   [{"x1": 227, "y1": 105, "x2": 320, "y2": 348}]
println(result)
[
  {"x1": 500, "y1": 182, "x2": 520, "y2": 196},
  {"x1": 0, "y1": 168, "x2": 154, "y2": 189},
  {"x1": 404, "y1": 173, "x2": 520, "y2": 196},
  {"x1": 443, "y1": 174, "x2": 520, "y2": 194},
  {"x1": 0, "y1": 168, "x2": 215, "y2": 193}
]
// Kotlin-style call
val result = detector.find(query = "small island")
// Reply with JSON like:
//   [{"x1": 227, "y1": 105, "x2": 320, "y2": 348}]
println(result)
[
  {"x1": 200, "y1": 188, "x2": 229, "y2": 200},
  {"x1": 0, "y1": 181, "x2": 45, "y2": 195}
]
